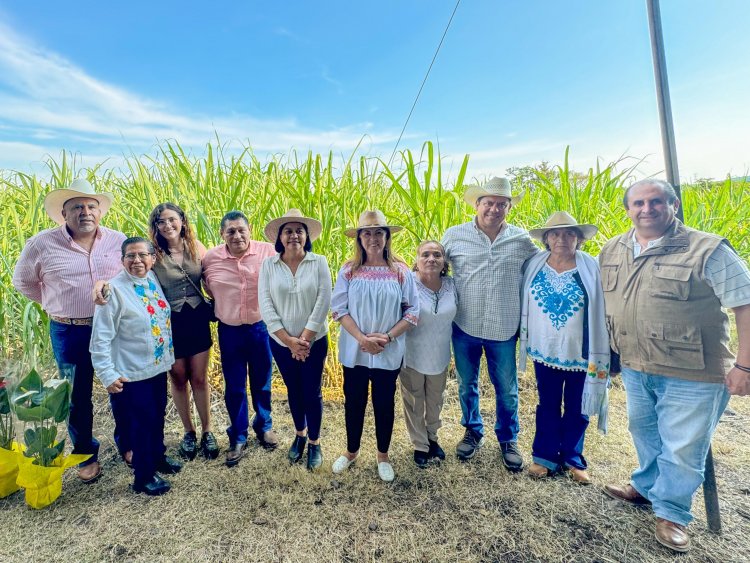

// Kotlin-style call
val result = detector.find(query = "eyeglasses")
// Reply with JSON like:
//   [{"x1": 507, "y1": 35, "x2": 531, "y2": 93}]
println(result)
[
  {"x1": 123, "y1": 252, "x2": 154, "y2": 261},
  {"x1": 156, "y1": 217, "x2": 180, "y2": 226}
]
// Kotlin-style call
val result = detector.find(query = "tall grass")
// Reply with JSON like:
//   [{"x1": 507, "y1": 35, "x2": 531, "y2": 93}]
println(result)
[{"x1": 1, "y1": 141, "x2": 748, "y2": 394}]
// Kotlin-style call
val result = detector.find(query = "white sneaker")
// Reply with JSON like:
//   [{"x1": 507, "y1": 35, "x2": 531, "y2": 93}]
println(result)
[
  {"x1": 332, "y1": 455, "x2": 355, "y2": 474},
  {"x1": 377, "y1": 461, "x2": 395, "y2": 482}
]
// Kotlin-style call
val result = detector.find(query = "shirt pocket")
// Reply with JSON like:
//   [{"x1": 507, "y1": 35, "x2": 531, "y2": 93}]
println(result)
[
  {"x1": 642, "y1": 320, "x2": 705, "y2": 370},
  {"x1": 600, "y1": 265, "x2": 618, "y2": 292},
  {"x1": 649, "y1": 263, "x2": 691, "y2": 301}
]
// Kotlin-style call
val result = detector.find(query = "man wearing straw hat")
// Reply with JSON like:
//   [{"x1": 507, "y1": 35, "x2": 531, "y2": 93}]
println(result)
[
  {"x1": 13, "y1": 179, "x2": 126, "y2": 483},
  {"x1": 441, "y1": 177, "x2": 538, "y2": 470},
  {"x1": 600, "y1": 179, "x2": 750, "y2": 553}
]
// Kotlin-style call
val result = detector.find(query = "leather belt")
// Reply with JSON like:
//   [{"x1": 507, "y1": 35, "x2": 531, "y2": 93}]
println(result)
[{"x1": 50, "y1": 315, "x2": 94, "y2": 326}]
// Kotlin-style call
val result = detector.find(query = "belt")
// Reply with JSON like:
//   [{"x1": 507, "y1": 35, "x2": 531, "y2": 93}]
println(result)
[{"x1": 50, "y1": 315, "x2": 93, "y2": 326}]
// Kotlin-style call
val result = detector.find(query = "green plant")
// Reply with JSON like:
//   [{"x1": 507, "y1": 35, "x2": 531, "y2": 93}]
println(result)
[{"x1": 10, "y1": 368, "x2": 71, "y2": 466}]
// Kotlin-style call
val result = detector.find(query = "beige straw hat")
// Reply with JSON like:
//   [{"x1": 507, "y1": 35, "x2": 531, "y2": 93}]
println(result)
[
  {"x1": 43, "y1": 179, "x2": 114, "y2": 225},
  {"x1": 263, "y1": 208, "x2": 323, "y2": 242},
  {"x1": 528, "y1": 211, "x2": 598, "y2": 242},
  {"x1": 344, "y1": 209, "x2": 403, "y2": 238},
  {"x1": 463, "y1": 176, "x2": 523, "y2": 206}
]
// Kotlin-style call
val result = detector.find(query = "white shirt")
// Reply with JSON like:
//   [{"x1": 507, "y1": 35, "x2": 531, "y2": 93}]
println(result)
[
  {"x1": 632, "y1": 234, "x2": 750, "y2": 308},
  {"x1": 442, "y1": 219, "x2": 539, "y2": 341},
  {"x1": 405, "y1": 276, "x2": 457, "y2": 375},
  {"x1": 526, "y1": 264, "x2": 587, "y2": 371},
  {"x1": 331, "y1": 263, "x2": 419, "y2": 370},
  {"x1": 90, "y1": 270, "x2": 175, "y2": 388},
  {"x1": 258, "y1": 252, "x2": 332, "y2": 346}
]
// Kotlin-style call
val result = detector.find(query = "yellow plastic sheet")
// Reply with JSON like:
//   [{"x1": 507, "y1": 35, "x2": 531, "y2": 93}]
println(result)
[
  {"x1": 0, "y1": 442, "x2": 22, "y2": 498},
  {"x1": 15, "y1": 452, "x2": 91, "y2": 509}
]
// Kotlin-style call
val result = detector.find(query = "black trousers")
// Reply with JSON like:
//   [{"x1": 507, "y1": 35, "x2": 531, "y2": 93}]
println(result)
[{"x1": 343, "y1": 365, "x2": 399, "y2": 454}]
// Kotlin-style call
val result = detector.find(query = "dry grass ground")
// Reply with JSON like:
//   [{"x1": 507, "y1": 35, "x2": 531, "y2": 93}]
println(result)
[{"x1": 1, "y1": 369, "x2": 749, "y2": 563}]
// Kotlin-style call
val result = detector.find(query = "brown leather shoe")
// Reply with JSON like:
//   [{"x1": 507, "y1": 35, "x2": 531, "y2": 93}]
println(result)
[
  {"x1": 77, "y1": 461, "x2": 101, "y2": 484},
  {"x1": 568, "y1": 467, "x2": 591, "y2": 485},
  {"x1": 527, "y1": 463, "x2": 551, "y2": 479},
  {"x1": 603, "y1": 483, "x2": 651, "y2": 506},
  {"x1": 258, "y1": 430, "x2": 278, "y2": 450},
  {"x1": 225, "y1": 442, "x2": 246, "y2": 467},
  {"x1": 655, "y1": 518, "x2": 690, "y2": 553}
]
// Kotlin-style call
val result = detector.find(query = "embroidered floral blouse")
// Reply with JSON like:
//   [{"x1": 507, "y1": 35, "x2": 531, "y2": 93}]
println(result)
[
  {"x1": 525, "y1": 263, "x2": 587, "y2": 371},
  {"x1": 331, "y1": 263, "x2": 419, "y2": 370},
  {"x1": 90, "y1": 269, "x2": 175, "y2": 388}
]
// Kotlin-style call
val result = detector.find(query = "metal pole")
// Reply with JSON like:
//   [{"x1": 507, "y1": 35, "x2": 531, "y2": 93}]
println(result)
[{"x1": 646, "y1": 0, "x2": 721, "y2": 534}]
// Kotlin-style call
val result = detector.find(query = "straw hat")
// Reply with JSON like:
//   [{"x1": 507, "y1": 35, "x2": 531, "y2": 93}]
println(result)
[
  {"x1": 263, "y1": 208, "x2": 323, "y2": 242},
  {"x1": 43, "y1": 179, "x2": 114, "y2": 225},
  {"x1": 344, "y1": 209, "x2": 403, "y2": 238},
  {"x1": 463, "y1": 177, "x2": 523, "y2": 206},
  {"x1": 528, "y1": 211, "x2": 598, "y2": 242}
]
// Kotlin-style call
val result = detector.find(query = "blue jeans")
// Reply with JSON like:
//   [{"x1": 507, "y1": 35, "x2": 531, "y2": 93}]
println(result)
[
  {"x1": 109, "y1": 373, "x2": 168, "y2": 484},
  {"x1": 451, "y1": 323, "x2": 519, "y2": 443},
  {"x1": 622, "y1": 367, "x2": 729, "y2": 526},
  {"x1": 218, "y1": 321, "x2": 273, "y2": 446},
  {"x1": 270, "y1": 337, "x2": 328, "y2": 441},
  {"x1": 49, "y1": 321, "x2": 99, "y2": 467},
  {"x1": 532, "y1": 362, "x2": 589, "y2": 471}
]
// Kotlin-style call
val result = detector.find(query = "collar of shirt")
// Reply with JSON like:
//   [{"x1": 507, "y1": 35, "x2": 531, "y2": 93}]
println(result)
[
  {"x1": 631, "y1": 232, "x2": 664, "y2": 258},
  {"x1": 269, "y1": 251, "x2": 315, "y2": 265},
  {"x1": 218, "y1": 240, "x2": 266, "y2": 260},
  {"x1": 472, "y1": 218, "x2": 508, "y2": 241},
  {"x1": 61, "y1": 224, "x2": 104, "y2": 243}
]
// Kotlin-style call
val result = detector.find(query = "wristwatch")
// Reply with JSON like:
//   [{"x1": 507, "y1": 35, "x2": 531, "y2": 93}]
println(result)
[{"x1": 386, "y1": 331, "x2": 395, "y2": 343}]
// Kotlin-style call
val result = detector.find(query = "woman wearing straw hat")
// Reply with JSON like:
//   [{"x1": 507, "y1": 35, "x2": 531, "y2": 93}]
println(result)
[
  {"x1": 258, "y1": 209, "x2": 332, "y2": 470},
  {"x1": 518, "y1": 211, "x2": 610, "y2": 485},
  {"x1": 330, "y1": 210, "x2": 419, "y2": 482}
]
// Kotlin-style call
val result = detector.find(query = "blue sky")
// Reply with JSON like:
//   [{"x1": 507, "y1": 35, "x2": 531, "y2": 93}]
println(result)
[{"x1": 0, "y1": 0, "x2": 748, "y2": 182}]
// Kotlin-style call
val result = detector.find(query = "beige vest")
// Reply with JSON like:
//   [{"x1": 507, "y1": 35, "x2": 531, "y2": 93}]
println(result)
[{"x1": 599, "y1": 220, "x2": 733, "y2": 383}]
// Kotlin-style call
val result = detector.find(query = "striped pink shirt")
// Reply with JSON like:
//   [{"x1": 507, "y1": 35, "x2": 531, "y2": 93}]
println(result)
[
  {"x1": 202, "y1": 240, "x2": 276, "y2": 326},
  {"x1": 13, "y1": 225, "x2": 126, "y2": 318}
]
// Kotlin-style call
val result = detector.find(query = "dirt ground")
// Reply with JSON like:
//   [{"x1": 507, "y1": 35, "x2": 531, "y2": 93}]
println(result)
[{"x1": 1, "y1": 371, "x2": 749, "y2": 563}]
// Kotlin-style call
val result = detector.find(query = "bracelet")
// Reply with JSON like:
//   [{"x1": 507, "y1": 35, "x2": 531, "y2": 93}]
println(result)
[
  {"x1": 386, "y1": 331, "x2": 395, "y2": 343},
  {"x1": 734, "y1": 362, "x2": 750, "y2": 373}
]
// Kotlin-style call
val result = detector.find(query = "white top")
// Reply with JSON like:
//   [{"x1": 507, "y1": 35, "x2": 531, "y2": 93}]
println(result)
[
  {"x1": 526, "y1": 264, "x2": 587, "y2": 371},
  {"x1": 258, "y1": 252, "x2": 332, "y2": 346},
  {"x1": 442, "y1": 220, "x2": 539, "y2": 341},
  {"x1": 405, "y1": 276, "x2": 457, "y2": 375},
  {"x1": 90, "y1": 270, "x2": 175, "y2": 388},
  {"x1": 331, "y1": 263, "x2": 419, "y2": 370},
  {"x1": 633, "y1": 234, "x2": 750, "y2": 309}
]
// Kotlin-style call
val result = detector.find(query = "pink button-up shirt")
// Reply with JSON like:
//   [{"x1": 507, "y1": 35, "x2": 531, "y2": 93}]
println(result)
[
  {"x1": 202, "y1": 240, "x2": 276, "y2": 326},
  {"x1": 12, "y1": 225, "x2": 126, "y2": 318}
]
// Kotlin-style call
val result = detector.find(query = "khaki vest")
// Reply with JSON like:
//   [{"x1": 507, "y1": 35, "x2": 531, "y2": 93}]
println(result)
[{"x1": 599, "y1": 220, "x2": 733, "y2": 383}]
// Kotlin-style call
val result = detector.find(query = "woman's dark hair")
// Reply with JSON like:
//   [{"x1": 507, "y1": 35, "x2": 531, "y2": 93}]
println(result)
[
  {"x1": 275, "y1": 222, "x2": 313, "y2": 253},
  {"x1": 412, "y1": 240, "x2": 450, "y2": 276},
  {"x1": 121, "y1": 236, "x2": 155, "y2": 258},
  {"x1": 148, "y1": 202, "x2": 199, "y2": 261}
]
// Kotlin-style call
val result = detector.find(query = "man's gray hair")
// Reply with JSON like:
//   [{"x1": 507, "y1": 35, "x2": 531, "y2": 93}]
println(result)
[{"x1": 622, "y1": 179, "x2": 679, "y2": 209}]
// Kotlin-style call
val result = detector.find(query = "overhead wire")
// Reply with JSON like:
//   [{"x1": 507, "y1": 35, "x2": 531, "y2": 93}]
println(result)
[{"x1": 387, "y1": 0, "x2": 462, "y2": 167}]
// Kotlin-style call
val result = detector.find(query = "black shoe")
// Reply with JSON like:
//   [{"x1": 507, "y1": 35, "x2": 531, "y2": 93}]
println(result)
[
  {"x1": 288, "y1": 435, "x2": 308, "y2": 464},
  {"x1": 456, "y1": 429, "x2": 484, "y2": 461},
  {"x1": 132, "y1": 475, "x2": 171, "y2": 496},
  {"x1": 500, "y1": 442, "x2": 524, "y2": 472},
  {"x1": 157, "y1": 455, "x2": 183, "y2": 475},
  {"x1": 307, "y1": 443, "x2": 323, "y2": 471},
  {"x1": 414, "y1": 450, "x2": 430, "y2": 468},
  {"x1": 428, "y1": 439, "x2": 446, "y2": 461},
  {"x1": 178, "y1": 431, "x2": 198, "y2": 461},
  {"x1": 200, "y1": 432, "x2": 220, "y2": 460}
]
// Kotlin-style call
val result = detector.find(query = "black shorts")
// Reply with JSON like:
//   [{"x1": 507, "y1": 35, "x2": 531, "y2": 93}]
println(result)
[{"x1": 171, "y1": 302, "x2": 212, "y2": 359}]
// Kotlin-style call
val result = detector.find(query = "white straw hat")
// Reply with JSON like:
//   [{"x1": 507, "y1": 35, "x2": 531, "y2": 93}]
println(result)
[
  {"x1": 263, "y1": 208, "x2": 323, "y2": 242},
  {"x1": 344, "y1": 209, "x2": 403, "y2": 238},
  {"x1": 43, "y1": 179, "x2": 114, "y2": 225},
  {"x1": 528, "y1": 211, "x2": 598, "y2": 242},
  {"x1": 463, "y1": 177, "x2": 523, "y2": 206}
]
